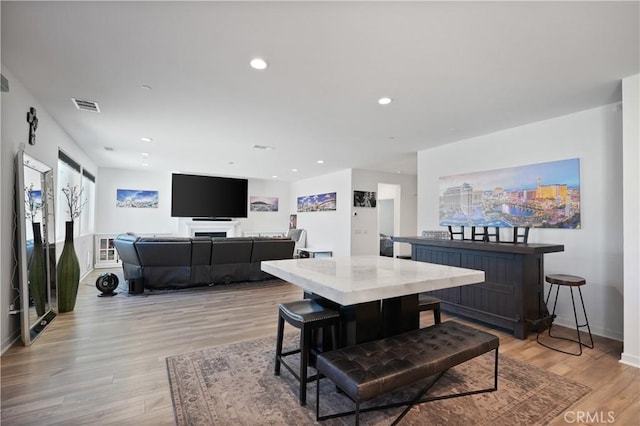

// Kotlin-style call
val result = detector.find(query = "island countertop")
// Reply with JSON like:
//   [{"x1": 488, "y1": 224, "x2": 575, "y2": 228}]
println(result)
[{"x1": 392, "y1": 236, "x2": 564, "y2": 255}]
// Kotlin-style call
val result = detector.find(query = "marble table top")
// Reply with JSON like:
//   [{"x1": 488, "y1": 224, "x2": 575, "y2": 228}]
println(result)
[{"x1": 261, "y1": 255, "x2": 485, "y2": 306}]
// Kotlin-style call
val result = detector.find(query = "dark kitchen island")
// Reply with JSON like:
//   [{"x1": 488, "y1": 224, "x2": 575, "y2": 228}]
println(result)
[{"x1": 392, "y1": 237, "x2": 564, "y2": 339}]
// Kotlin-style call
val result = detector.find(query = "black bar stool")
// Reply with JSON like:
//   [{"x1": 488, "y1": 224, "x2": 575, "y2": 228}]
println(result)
[
  {"x1": 418, "y1": 294, "x2": 441, "y2": 324},
  {"x1": 537, "y1": 274, "x2": 594, "y2": 356},
  {"x1": 275, "y1": 299, "x2": 340, "y2": 405}
]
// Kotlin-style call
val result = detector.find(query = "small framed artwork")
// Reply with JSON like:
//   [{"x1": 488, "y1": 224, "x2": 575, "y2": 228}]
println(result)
[
  {"x1": 289, "y1": 214, "x2": 297, "y2": 229},
  {"x1": 250, "y1": 196, "x2": 279, "y2": 212},
  {"x1": 353, "y1": 191, "x2": 377, "y2": 207},
  {"x1": 116, "y1": 189, "x2": 158, "y2": 208},
  {"x1": 297, "y1": 192, "x2": 337, "y2": 212}
]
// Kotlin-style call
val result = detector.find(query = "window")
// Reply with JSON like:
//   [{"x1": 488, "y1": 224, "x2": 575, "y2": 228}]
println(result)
[
  {"x1": 57, "y1": 151, "x2": 81, "y2": 239},
  {"x1": 57, "y1": 150, "x2": 96, "y2": 240},
  {"x1": 81, "y1": 170, "x2": 95, "y2": 235}
]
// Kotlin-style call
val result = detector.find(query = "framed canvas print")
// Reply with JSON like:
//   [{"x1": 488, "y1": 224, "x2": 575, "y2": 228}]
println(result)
[
  {"x1": 116, "y1": 189, "x2": 159, "y2": 208},
  {"x1": 439, "y1": 158, "x2": 580, "y2": 229}
]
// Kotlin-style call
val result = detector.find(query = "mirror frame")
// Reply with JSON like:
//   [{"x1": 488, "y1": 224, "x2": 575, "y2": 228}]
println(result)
[{"x1": 15, "y1": 150, "x2": 57, "y2": 345}]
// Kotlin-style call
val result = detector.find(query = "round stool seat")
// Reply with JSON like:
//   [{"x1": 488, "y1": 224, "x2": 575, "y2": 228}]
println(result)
[
  {"x1": 279, "y1": 300, "x2": 340, "y2": 325},
  {"x1": 545, "y1": 274, "x2": 586, "y2": 286}
]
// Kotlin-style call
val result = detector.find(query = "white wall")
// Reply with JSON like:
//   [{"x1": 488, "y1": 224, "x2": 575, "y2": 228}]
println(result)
[
  {"x1": 290, "y1": 170, "x2": 352, "y2": 256},
  {"x1": 621, "y1": 74, "x2": 640, "y2": 367},
  {"x1": 288, "y1": 169, "x2": 417, "y2": 257},
  {"x1": 1, "y1": 66, "x2": 97, "y2": 353},
  {"x1": 418, "y1": 104, "x2": 624, "y2": 341},
  {"x1": 96, "y1": 167, "x2": 292, "y2": 236}
]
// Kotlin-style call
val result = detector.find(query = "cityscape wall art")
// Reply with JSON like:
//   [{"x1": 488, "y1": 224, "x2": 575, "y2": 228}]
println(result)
[
  {"x1": 250, "y1": 196, "x2": 279, "y2": 212},
  {"x1": 439, "y1": 158, "x2": 581, "y2": 229},
  {"x1": 116, "y1": 189, "x2": 159, "y2": 208},
  {"x1": 297, "y1": 192, "x2": 337, "y2": 212}
]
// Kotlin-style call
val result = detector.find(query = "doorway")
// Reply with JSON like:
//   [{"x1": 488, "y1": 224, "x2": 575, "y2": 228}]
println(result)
[{"x1": 378, "y1": 183, "x2": 401, "y2": 257}]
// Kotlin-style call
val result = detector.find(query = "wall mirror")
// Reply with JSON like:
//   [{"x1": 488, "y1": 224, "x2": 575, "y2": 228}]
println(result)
[{"x1": 15, "y1": 150, "x2": 57, "y2": 345}]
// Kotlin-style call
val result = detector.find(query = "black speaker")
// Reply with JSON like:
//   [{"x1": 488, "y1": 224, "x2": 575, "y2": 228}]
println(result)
[{"x1": 96, "y1": 272, "x2": 119, "y2": 297}]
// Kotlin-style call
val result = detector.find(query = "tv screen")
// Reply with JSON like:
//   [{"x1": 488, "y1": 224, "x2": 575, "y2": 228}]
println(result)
[{"x1": 171, "y1": 173, "x2": 248, "y2": 218}]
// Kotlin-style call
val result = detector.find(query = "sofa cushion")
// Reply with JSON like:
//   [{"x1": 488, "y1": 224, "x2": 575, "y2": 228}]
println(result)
[
  {"x1": 211, "y1": 239, "x2": 253, "y2": 264},
  {"x1": 136, "y1": 239, "x2": 192, "y2": 266},
  {"x1": 250, "y1": 239, "x2": 295, "y2": 262}
]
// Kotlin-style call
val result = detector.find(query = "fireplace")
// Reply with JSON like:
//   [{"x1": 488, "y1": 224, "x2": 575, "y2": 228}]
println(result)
[
  {"x1": 194, "y1": 231, "x2": 227, "y2": 238},
  {"x1": 182, "y1": 219, "x2": 241, "y2": 238}
]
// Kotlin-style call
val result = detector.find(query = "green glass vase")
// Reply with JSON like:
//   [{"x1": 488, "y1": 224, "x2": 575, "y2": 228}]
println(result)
[
  {"x1": 57, "y1": 221, "x2": 80, "y2": 313},
  {"x1": 28, "y1": 222, "x2": 47, "y2": 317}
]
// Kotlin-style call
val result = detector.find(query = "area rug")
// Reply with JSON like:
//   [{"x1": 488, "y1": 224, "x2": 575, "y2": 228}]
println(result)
[{"x1": 166, "y1": 334, "x2": 591, "y2": 426}]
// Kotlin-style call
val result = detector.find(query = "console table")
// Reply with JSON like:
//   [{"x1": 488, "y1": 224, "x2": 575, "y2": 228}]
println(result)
[{"x1": 392, "y1": 237, "x2": 564, "y2": 339}]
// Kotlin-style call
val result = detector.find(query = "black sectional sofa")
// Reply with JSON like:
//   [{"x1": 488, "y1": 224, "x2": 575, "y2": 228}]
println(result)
[{"x1": 113, "y1": 234, "x2": 295, "y2": 291}]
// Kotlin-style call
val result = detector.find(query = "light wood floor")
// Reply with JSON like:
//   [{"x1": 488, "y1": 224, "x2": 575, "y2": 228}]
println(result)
[{"x1": 1, "y1": 269, "x2": 638, "y2": 425}]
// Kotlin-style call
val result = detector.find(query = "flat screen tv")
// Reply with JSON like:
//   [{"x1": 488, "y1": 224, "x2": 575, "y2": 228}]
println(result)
[{"x1": 171, "y1": 173, "x2": 248, "y2": 218}]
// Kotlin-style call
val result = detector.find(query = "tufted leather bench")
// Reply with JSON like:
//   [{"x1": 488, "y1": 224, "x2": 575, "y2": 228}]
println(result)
[{"x1": 315, "y1": 321, "x2": 499, "y2": 425}]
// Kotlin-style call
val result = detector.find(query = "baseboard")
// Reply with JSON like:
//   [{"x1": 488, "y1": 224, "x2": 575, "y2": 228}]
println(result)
[
  {"x1": 552, "y1": 315, "x2": 623, "y2": 342},
  {"x1": 1, "y1": 330, "x2": 21, "y2": 355},
  {"x1": 619, "y1": 352, "x2": 640, "y2": 368}
]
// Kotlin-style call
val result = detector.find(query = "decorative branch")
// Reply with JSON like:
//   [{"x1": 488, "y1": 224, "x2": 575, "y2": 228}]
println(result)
[
  {"x1": 61, "y1": 184, "x2": 86, "y2": 220},
  {"x1": 25, "y1": 183, "x2": 42, "y2": 222}
]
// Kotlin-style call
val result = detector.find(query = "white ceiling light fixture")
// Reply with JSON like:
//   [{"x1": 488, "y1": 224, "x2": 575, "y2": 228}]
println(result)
[
  {"x1": 317, "y1": 160, "x2": 324, "y2": 164},
  {"x1": 252, "y1": 144, "x2": 275, "y2": 150},
  {"x1": 250, "y1": 58, "x2": 268, "y2": 70},
  {"x1": 378, "y1": 97, "x2": 393, "y2": 105},
  {"x1": 141, "y1": 84, "x2": 152, "y2": 91},
  {"x1": 291, "y1": 168, "x2": 298, "y2": 172},
  {"x1": 140, "y1": 137, "x2": 153, "y2": 142}
]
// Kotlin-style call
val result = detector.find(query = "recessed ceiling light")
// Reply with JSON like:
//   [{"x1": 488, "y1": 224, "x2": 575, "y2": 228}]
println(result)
[
  {"x1": 250, "y1": 58, "x2": 268, "y2": 70},
  {"x1": 140, "y1": 137, "x2": 153, "y2": 142},
  {"x1": 317, "y1": 160, "x2": 324, "y2": 164},
  {"x1": 141, "y1": 84, "x2": 152, "y2": 91},
  {"x1": 227, "y1": 161, "x2": 235, "y2": 165},
  {"x1": 291, "y1": 168, "x2": 298, "y2": 172},
  {"x1": 142, "y1": 163, "x2": 149, "y2": 167},
  {"x1": 252, "y1": 144, "x2": 275, "y2": 150},
  {"x1": 272, "y1": 175, "x2": 278, "y2": 179},
  {"x1": 378, "y1": 97, "x2": 392, "y2": 105},
  {"x1": 141, "y1": 152, "x2": 149, "y2": 158}
]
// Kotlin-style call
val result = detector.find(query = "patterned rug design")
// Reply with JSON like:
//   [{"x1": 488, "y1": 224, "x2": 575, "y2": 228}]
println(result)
[{"x1": 166, "y1": 334, "x2": 591, "y2": 425}]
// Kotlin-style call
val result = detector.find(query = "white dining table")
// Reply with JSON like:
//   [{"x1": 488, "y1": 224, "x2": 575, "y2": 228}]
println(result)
[
  {"x1": 262, "y1": 255, "x2": 485, "y2": 345},
  {"x1": 262, "y1": 255, "x2": 484, "y2": 306}
]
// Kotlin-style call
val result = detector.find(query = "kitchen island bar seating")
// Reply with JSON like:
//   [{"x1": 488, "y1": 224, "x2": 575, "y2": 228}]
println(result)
[
  {"x1": 274, "y1": 299, "x2": 340, "y2": 405},
  {"x1": 537, "y1": 274, "x2": 594, "y2": 356},
  {"x1": 392, "y1": 237, "x2": 564, "y2": 339},
  {"x1": 275, "y1": 300, "x2": 340, "y2": 405}
]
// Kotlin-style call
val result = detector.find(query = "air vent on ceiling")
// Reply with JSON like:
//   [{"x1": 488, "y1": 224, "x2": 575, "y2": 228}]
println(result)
[{"x1": 72, "y1": 97, "x2": 100, "y2": 112}]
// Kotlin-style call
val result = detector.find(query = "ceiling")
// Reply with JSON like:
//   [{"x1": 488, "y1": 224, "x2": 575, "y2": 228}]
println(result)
[{"x1": 2, "y1": 1, "x2": 638, "y2": 181}]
